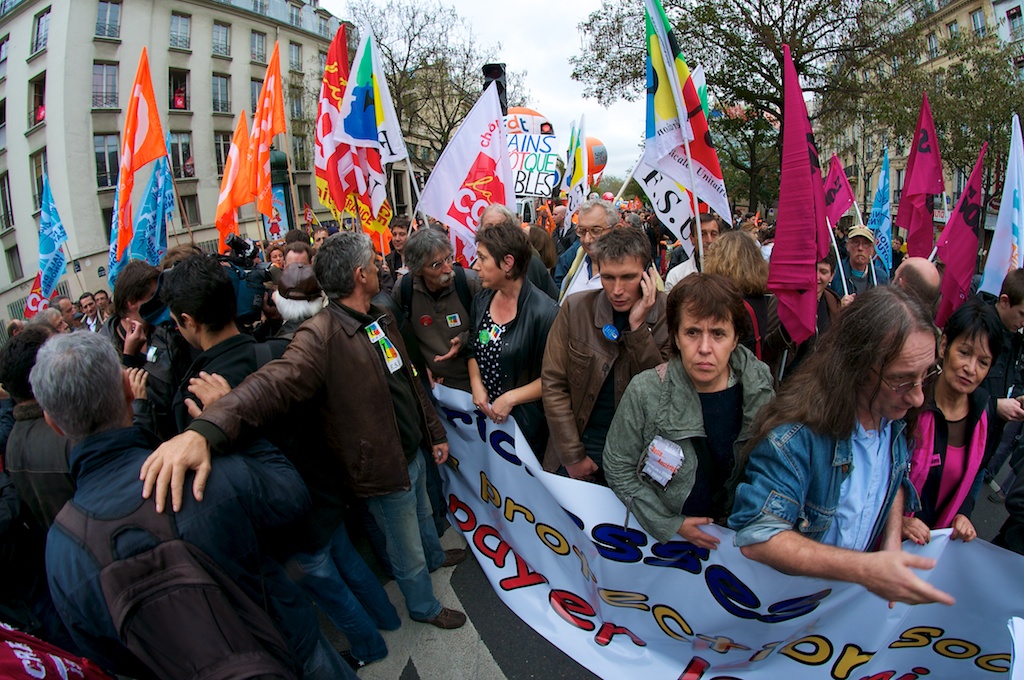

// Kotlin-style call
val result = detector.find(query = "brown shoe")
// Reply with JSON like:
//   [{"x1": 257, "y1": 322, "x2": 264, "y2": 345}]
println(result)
[
  {"x1": 413, "y1": 607, "x2": 466, "y2": 629},
  {"x1": 441, "y1": 548, "x2": 466, "y2": 568}
]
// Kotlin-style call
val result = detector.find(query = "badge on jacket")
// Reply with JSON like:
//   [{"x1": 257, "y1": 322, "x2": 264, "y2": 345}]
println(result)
[
  {"x1": 642, "y1": 436, "x2": 683, "y2": 488},
  {"x1": 446, "y1": 313, "x2": 461, "y2": 328}
]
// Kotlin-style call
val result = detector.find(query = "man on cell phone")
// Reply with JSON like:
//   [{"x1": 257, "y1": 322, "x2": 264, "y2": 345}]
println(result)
[{"x1": 541, "y1": 228, "x2": 672, "y2": 484}]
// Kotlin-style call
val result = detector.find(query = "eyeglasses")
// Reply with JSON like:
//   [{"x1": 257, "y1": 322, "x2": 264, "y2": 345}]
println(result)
[
  {"x1": 575, "y1": 225, "x2": 609, "y2": 239},
  {"x1": 878, "y1": 366, "x2": 942, "y2": 395},
  {"x1": 427, "y1": 255, "x2": 454, "y2": 271}
]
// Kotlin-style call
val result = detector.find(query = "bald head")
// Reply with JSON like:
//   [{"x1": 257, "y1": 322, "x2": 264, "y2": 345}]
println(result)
[{"x1": 893, "y1": 257, "x2": 941, "y2": 311}]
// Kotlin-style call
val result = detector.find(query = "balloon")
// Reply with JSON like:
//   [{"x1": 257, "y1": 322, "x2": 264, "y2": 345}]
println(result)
[
  {"x1": 505, "y1": 107, "x2": 553, "y2": 135},
  {"x1": 602, "y1": 191, "x2": 615, "y2": 201},
  {"x1": 586, "y1": 137, "x2": 607, "y2": 175}
]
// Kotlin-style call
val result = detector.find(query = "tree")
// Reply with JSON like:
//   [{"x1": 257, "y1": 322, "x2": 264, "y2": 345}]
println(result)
[{"x1": 712, "y1": 106, "x2": 780, "y2": 212}]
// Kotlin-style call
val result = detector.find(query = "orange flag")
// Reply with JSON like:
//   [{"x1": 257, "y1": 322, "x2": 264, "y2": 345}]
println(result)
[
  {"x1": 215, "y1": 111, "x2": 252, "y2": 253},
  {"x1": 116, "y1": 48, "x2": 167, "y2": 258},
  {"x1": 249, "y1": 41, "x2": 287, "y2": 216}
]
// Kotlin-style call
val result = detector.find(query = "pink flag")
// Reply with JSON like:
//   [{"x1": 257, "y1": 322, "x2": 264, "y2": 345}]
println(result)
[
  {"x1": 768, "y1": 45, "x2": 830, "y2": 345},
  {"x1": 896, "y1": 93, "x2": 945, "y2": 258},
  {"x1": 935, "y1": 144, "x2": 986, "y2": 327},
  {"x1": 823, "y1": 154, "x2": 855, "y2": 227}
]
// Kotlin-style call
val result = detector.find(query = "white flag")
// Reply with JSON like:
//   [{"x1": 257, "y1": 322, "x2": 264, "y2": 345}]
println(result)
[
  {"x1": 563, "y1": 115, "x2": 589, "y2": 231},
  {"x1": 981, "y1": 114, "x2": 1024, "y2": 296},
  {"x1": 635, "y1": 160, "x2": 694, "y2": 252},
  {"x1": 416, "y1": 86, "x2": 515, "y2": 262}
]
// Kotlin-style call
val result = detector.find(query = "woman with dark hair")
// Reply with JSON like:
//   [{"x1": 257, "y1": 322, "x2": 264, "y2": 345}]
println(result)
[
  {"x1": 904, "y1": 299, "x2": 1002, "y2": 544},
  {"x1": 604, "y1": 274, "x2": 775, "y2": 548},
  {"x1": 468, "y1": 220, "x2": 559, "y2": 453}
]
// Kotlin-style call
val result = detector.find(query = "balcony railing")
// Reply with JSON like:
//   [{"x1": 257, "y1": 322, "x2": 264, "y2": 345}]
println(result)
[
  {"x1": 213, "y1": 98, "x2": 231, "y2": 113},
  {"x1": 212, "y1": 41, "x2": 230, "y2": 57},
  {"x1": 1012, "y1": 24, "x2": 1024, "y2": 42},
  {"x1": 252, "y1": 48, "x2": 266, "y2": 63},
  {"x1": 95, "y1": 21, "x2": 119, "y2": 38},
  {"x1": 92, "y1": 93, "x2": 118, "y2": 108},
  {"x1": 169, "y1": 33, "x2": 190, "y2": 49},
  {"x1": 30, "y1": 32, "x2": 47, "y2": 54}
]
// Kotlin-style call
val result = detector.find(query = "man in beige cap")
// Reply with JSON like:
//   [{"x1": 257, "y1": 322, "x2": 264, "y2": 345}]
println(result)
[{"x1": 830, "y1": 225, "x2": 889, "y2": 301}]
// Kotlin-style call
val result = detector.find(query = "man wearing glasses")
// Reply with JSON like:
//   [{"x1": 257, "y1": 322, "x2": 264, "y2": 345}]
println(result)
[
  {"x1": 730, "y1": 287, "x2": 955, "y2": 606},
  {"x1": 557, "y1": 199, "x2": 620, "y2": 304}
]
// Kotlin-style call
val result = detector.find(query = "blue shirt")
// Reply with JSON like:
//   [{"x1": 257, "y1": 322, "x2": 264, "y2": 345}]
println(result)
[{"x1": 821, "y1": 419, "x2": 893, "y2": 550}]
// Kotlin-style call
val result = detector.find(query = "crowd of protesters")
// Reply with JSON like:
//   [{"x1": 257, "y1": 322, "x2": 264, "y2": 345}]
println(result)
[{"x1": 0, "y1": 195, "x2": 1022, "y2": 677}]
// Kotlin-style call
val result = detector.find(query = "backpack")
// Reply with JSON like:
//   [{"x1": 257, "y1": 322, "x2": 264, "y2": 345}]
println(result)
[
  {"x1": 398, "y1": 265, "x2": 473, "y2": 322},
  {"x1": 221, "y1": 260, "x2": 270, "y2": 325},
  {"x1": 53, "y1": 501, "x2": 298, "y2": 680}
]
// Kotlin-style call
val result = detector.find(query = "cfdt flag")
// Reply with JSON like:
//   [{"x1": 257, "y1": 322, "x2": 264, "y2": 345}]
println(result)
[
  {"x1": 980, "y1": 114, "x2": 1024, "y2": 297},
  {"x1": 561, "y1": 117, "x2": 589, "y2": 232},
  {"x1": 823, "y1": 154, "x2": 855, "y2": 228},
  {"x1": 643, "y1": 0, "x2": 731, "y2": 224},
  {"x1": 249, "y1": 41, "x2": 287, "y2": 216},
  {"x1": 314, "y1": 24, "x2": 352, "y2": 223},
  {"x1": 38, "y1": 175, "x2": 68, "y2": 301},
  {"x1": 129, "y1": 154, "x2": 174, "y2": 266},
  {"x1": 868, "y1": 148, "x2": 893, "y2": 272},
  {"x1": 216, "y1": 111, "x2": 252, "y2": 253},
  {"x1": 936, "y1": 144, "x2": 987, "y2": 327},
  {"x1": 416, "y1": 86, "x2": 514, "y2": 262},
  {"x1": 115, "y1": 47, "x2": 167, "y2": 258},
  {"x1": 768, "y1": 44, "x2": 829, "y2": 346},
  {"x1": 896, "y1": 92, "x2": 945, "y2": 258}
]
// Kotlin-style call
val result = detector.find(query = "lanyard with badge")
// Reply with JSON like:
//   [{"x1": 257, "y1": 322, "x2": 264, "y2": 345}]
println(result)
[{"x1": 365, "y1": 316, "x2": 403, "y2": 374}]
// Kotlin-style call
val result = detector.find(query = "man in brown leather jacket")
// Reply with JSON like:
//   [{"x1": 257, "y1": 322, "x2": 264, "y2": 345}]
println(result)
[
  {"x1": 139, "y1": 232, "x2": 467, "y2": 630},
  {"x1": 541, "y1": 227, "x2": 672, "y2": 483}
]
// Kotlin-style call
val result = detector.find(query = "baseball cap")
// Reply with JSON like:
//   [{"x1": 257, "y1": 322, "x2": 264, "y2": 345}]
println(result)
[
  {"x1": 847, "y1": 226, "x2": 875, "y2": 243},
  {"x1": 278, "y1": 263, "x2": 322, "y2": 301}
]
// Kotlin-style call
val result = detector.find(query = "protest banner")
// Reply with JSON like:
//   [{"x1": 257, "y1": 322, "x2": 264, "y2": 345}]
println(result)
[
  {"x1": 434, "y1": 384, "x2": 1021, "y2": 680},
  {"x1": 507, "y1": 133, "x2": 560, "y2": 197}
]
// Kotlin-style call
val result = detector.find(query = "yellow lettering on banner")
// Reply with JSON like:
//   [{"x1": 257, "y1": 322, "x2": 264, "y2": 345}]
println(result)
[
  {"x1": 503, "y1": 497, "x2": 535, "y2": 524},
  {"x1": 480, "y1": 472, "x2": 500, "y2": 508},
  {"x1": 652, "y1": 604, "x2": 693, "y2": 639},
  {"x1": 574, "y1": 546, "x2": 596, "y2": 583},
  {"x1": 889, "y1": 627, "x2": 944, "y2": 649},
  {"x1": 536, "y1": 524, "x2": 570, "y2": 555},
  {"x1": 748, "y1": 641, "x2": 784, "y2": 662},
  {"x1": 830, "y1": 644, "x2": 875, "y2": 679},
  {"x1": 599, "y1": 589, "x2": 651, "y2": 611},
  {"x1": 975, "y1": 653, "x2": 1011, "y2": 672},
  {"x1": 780, "y1": 636, "x2": 833, "y2": 665},
  {"x1": 446, "y1": 454, "x2": 460, "y2": 471},
  {"x1": 934, "y1": 638, "x2": 980, "y2": 659}
]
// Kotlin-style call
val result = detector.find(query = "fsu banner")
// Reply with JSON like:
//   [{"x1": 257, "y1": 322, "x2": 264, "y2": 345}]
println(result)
[{"x1": 434, "y1": 385, "x2": 1020, "y2": 679}]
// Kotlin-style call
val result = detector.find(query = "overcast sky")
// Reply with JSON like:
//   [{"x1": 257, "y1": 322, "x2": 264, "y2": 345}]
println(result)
[{"x1": 321, "y1": 0, "x2": 646, "y2": 179}]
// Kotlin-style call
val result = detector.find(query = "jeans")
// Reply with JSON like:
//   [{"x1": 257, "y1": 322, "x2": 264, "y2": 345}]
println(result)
[
  {"x1": 289, "y1": 522, "x2": 400, "y2": 662},
  {"x1": 303, "y1": 631, "x2": 359, "y2": 680},
  {"x1": 365, "y1": 453, "x2": 446, "y2": 621}
]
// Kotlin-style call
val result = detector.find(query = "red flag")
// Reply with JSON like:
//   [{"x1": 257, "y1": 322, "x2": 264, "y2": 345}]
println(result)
[
  {"x1": 315, "y1": 25, "x2": 352, "y2": 221},
  {"x1": 768, "y1": 45, "x2": 830, "y2": 345},
  {"x1": 215, "y1": 111, "x2": 252, "y2": 253},
  {"x1": 935, "y1": 144, "x2": 986, "y2": 327},
  {"x1": 22, "y1": 272, "x2": 47, "y2": 320},
  {"x1": 896, "y1": 93, "x2": 945, "y2": 258},
  {"x1": 115, "y1": 48, "x2": 167, "y2": 258},
  {"x1": 823, "y1": 154, "x2": 855, "y2": 227},
  {"x1": 249, "y1": 42, "x2": 287, "y2": 216}
]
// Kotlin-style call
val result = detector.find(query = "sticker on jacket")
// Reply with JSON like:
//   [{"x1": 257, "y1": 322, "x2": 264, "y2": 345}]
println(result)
[
  {"x1": 643, "y1": 436, "x2": 683, "y2": 488},
  {"x1": 446, "y1": 313, "x2": 462, "y2": 328}
]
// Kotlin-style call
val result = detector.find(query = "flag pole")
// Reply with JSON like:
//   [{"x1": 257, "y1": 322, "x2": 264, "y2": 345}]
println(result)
[
  {"x1": 405, "y1": 158, "x2": 432, "y2": 230},
  {"x1": 662, "y1": 73, "x2": 704, "y2": 265},
  {"x1": 615, "y1": 154, "x2": 643, "y2": 202},
  {"x1": 60, "y1": 244, "x2": 89, "y2": 294},
  {"x1": 826, "y1": 217, "x2": 849, "y2": 297}
]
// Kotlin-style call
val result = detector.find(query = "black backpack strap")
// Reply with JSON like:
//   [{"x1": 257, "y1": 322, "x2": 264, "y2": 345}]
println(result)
[
  {"x1": 53, "y1": 500, "x2": 179, "y2": 566},
  {"x1": 400, "y1": 272, "x2": 414, "y2": 321},
  {"x1": 453, "y1": 266, "x2": 472, "y2": 314}
]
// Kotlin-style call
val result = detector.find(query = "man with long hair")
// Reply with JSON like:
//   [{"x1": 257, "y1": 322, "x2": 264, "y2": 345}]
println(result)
[{"x1": 729, "y1": 286, "x2": 954, "y2": 606}]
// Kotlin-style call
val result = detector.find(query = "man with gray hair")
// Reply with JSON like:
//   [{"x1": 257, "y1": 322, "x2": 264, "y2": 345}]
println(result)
[
  {"x1": 36, "y1": 333, "x2": 352, "y2": 679},
  {"x1": 556, "y1": 199, "x2": 620, "y2": 304},
  {"x1": 140, "y1": 231, "x2": 468, "y2": 630},
  {"x1": 480, "y1": 203, "x2": 559, "y2": 300},
  {"x1": 394, "y1": 227, "x2": 481, "y2": 391}
]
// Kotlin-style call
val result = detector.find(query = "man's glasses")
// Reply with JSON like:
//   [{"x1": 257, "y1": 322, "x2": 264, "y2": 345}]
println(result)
[
  {"x1": 576, "y1": 225, "x2": 609, "y2": 239},
  {"x1": 428, "y1": 255, "x2": 454, "y2": 270},
  {"x1": 878, "y1": 366, "x2": 942, "y2": 395}
]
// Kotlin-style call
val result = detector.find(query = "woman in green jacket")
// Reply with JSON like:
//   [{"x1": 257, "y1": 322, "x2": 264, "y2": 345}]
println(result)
[{"x1": 604, "y1": 273, "x2": 775, "y2": 549}]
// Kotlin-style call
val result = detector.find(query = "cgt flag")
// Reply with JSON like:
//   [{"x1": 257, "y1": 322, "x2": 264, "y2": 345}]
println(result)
[
  {"x1": 868, "y1": 148, "x2": 893, "y2": 272},
  {"x1": 980, "y1": 114, "x2": 1024, "y2": 296},
  {"x1": 216, "y1": 111, "x2": 252, "y2": 253},
  {"x1": 314, "y1": 24, "x2": 352, "y2": 224},
  {"x1": 643, "y1": 0, "x2": 731, "y2": 224},
  {"x1": 936, "y1": 145, "x2": 987, "y2": 327},
  {"x1": 823, "y1": 154, "x2": 855, "y2": 228},
  {"x1": 768, "y1": 44, "x2": 830, "y2": 346},
  {"x1": 416, "y1": 85, "x2": 514, "y2": 263},
  {"x1": 115, "y1": 48, "x2": 167, "y2": 259},
  {"x1": 896, "y1": 92, "x2": 945, "y2": 258},
  {"x1": 249, "y1": 42, "x2": 287, "y2": 217}
]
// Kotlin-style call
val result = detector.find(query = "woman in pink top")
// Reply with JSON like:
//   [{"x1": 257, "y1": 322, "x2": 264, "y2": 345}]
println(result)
[{"x1": 904, "y1": 299, "x2": 1002, "y2": 544}]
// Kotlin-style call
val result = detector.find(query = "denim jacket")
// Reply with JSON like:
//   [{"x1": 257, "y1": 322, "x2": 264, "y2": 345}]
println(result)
[{"x1": 729, "y1": 419, "x2": 921, "y2": 548}]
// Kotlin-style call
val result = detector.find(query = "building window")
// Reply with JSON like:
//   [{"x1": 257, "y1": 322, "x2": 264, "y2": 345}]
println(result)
[
  {"x1": 289, "y1": 42, "x2": 302, "y2": 72},
  {"x1": 29, "y1": 73, "x2": 45, "y2": 126},
  {"x1": 971, "y1": 9, "x2": 986, "y2": 36},
  {"x1": 95, "y1": 1, "x2": 120, "y2": 38},
  {"x1": 212, "y1": 22, "x2": 230, "y2": 57},
  {"x1": 947, "y1": 20, "x2": 958, "y2": 37},
  {"x1": 30, "y1": 148, "x2": 47, "y2": 211},
  {"x1": 179, "y1": 194, "x2": 200, "y2": 225},
  {"x1": 1010, "y1": 7, "x2": 1024, "y2": 40},
  {"x1": 251, "y1": 30, "x2": 266, "y2": 63},
  {"x1": 318, "y1": 15, "x2": 330, "y2": 37},
  {"x1": 169, "y1": 69, "x2": 189, "y2": 110},
  {"x1": 6, "y1": 245, "x2": 22, "y2": 281},
  {"x1": 0, "y1": 173, "x2": 13, "y2": 231},
  {"x1": 252, "y1": 0, "x2": 268, "y2": 14},
  {"x1": 926, "y1": 33, "x2": 939, "y2": 59},
  {"x1": 92, "y1": 63, "x2": 118, "y2": 109},
  {"x1": 289, "y1": 87, "x2": 303, "y2": 119},
  {"x1": 212, "y1": 74, "x2": 231, "y2": 113},
  {"x1": 214, "y1": 131, "x2": 233, "y2": 174},
  {"x1": 170, "y1": 13, "x2": 191, "y2": 49},
  {"x1": 250, "y1": 79, "x2": 263, "y2": 113},
  {"x1": 0, "y1": 100, "x2": 6, "y2": 151},
  {"x1": 318, "y1": 51, "x2": 327, "y2": 73},
  {"x1": 289, "y1": 4, "x2": 301, "y2": 27},
  {"x1": 292, "y1": 134, "x2": 309, "y2": 170},
  {"x1": 169, "y1": 132, "x2": 194, "y2": 179},
  {"x1": 31, "y1": 7, "x2": 50, "y2": 54},
  {"x1": 94, "y1": 134, "x2": 119, "y2": 188},
  {"x1": 0, "y1": 36, "x2": 8, "y2": 80},
  {"x1": 297, "y1": 184, "x2": 311, "y2": 209}
]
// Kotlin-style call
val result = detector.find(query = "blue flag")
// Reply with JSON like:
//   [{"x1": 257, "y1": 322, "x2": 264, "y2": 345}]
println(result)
[
  {"x1": 129, "y1": 155, "x2": 173, "y2": 266},
  {"x1": 38, "y1": 174, "x2": 68, "y2": 299},
  {"x1": 868, "y1": 148, "x2": 892, "y2": 272}
]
